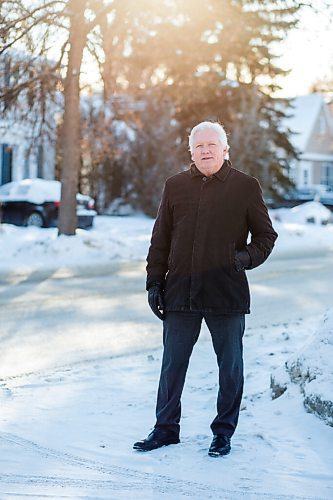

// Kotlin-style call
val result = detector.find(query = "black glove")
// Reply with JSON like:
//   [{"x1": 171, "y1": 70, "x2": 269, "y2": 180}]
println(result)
[
  {"x1": 234, "y1": 249, "x2": 251, "y2": 272},
  {"x1": 148, "y1": 283, "x2": 165, "y2": 320}
]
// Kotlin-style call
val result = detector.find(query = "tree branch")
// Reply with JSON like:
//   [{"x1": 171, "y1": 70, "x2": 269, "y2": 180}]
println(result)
[
  {"x1": 85, "y1": 3, "x2": 115, "y2": 34},
  {"x1": 2, "y1": 0, "x2": 66, "y2": 32}
]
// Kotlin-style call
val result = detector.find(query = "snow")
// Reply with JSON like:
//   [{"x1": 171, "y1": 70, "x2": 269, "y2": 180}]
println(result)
[
  {"x1": 286, "y1": 309, "x2": 333, "y2": 414},
  {"x1": 1, "y1": 315, "x2": 332, "y2": 498},
  {"x1": 0, "y1": 214, "x2": 153, "y2": 273},
  {"x1": 0, "y1": 180, "x2": 96, "y2": 214},
  {"x1": 0, "y1": 202, "x2": 333, "y2": 498},
  {"x1": 271, "y1": 201, "x2": 332, "y2": 225},
  {"x1": 0, "y1": 178, "x2": 61, "y2": 204},
  {"x1": 0, "y1": 202, "x2": 332, "y2": 274}
]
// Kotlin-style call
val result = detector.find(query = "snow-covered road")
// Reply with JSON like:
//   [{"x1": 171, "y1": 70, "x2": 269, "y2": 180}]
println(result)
[{"x1": 1, "y1": 250, "x2": 333, "y2": 378}]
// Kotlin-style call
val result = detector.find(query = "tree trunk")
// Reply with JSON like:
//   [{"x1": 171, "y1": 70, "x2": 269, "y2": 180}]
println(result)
[{"x1": 58, "y1": 0, "x2": 87, "y2": 236}]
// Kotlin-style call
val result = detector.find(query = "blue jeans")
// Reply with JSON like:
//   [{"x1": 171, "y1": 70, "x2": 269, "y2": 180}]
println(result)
[{"x1": 155, "y1": 311, "x2": 245, "y2": 437}]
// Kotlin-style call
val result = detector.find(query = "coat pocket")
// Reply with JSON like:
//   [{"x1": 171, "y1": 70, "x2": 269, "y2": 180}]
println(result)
[{"x1": 211, "y1": 243, "x2": 235, "y2": 271}]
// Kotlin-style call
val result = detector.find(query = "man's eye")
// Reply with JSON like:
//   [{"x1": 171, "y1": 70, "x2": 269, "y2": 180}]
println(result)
[
  {"x1": 209, "y1": 143, "x2": 216, "y2": 146},
  {"x1": 195, "y1": 144, "x2": 202, "y2": 148}
]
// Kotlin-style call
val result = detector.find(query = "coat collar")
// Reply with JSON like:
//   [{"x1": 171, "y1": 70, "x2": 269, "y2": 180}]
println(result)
[{"x1": 190, "y1": 160, "x2": 232, "y2": 181}]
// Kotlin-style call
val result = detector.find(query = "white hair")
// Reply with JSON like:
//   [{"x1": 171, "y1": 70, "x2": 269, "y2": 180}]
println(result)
[{"x1": 188, "y1": 121, "x2": 230, "y2": 160}]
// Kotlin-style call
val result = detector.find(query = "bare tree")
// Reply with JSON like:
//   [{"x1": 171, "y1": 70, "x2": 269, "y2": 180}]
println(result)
[
  {"x1": 0, "y1": 0, "x2": 116, "y2": 235},
  {"x1": 58, "y1": 1, "x2": 87, "y2": 234}
]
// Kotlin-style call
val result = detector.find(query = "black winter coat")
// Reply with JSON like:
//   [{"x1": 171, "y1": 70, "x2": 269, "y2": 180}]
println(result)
[{"x1": 146, "y1": 161, "x2": 278, "y2": 314}]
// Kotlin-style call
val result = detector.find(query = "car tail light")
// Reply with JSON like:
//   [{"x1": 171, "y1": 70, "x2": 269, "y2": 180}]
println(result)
[{"x1": 54, "y1": 201, "x2": 61, "y2": 208}]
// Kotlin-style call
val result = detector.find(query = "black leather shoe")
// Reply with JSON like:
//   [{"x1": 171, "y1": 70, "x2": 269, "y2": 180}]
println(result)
[
  {"x1": 208, "y1": 435, "x2": 231, "y2": 457},
  {"x1": 133, "y1": 428, "x2": 180, "y2": 452}
]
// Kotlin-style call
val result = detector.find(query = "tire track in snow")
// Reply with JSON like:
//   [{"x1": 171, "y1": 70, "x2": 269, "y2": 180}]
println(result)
[
  {"x1": 0, "y1": 472, "x2": 146, "y2": 494},
  {"x1": 0, "y1": 432, "x2": 327, "y2": 500}
]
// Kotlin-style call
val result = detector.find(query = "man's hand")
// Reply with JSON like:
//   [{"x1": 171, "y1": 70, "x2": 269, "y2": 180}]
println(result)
[
  {"x1": 148, "y1": 283, "x2": 165, "y2": 320},
  {"x1": 234, "y1": 249, "x2": 251, "y2": 272}
]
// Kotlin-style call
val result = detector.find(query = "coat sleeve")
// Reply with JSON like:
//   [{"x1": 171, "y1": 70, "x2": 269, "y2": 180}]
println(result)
[
  {"x1": 245, "y1": 179, "x2": 278, "y2": 269},
  {"x1": 146, "y1": 181, "x2": 173, "y2": 290}
]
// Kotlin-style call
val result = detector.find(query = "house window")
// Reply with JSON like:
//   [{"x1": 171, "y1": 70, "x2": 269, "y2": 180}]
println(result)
[
  {"x1": 37, "y1": 145, "x2": 43, "y2": 178},
  {"x1": 24, "y1": 157, "x2": 30, "y2": 178},
  {"x1": 1, "y1": 144, "x2": 13, "y2": 185},
  {"x1": 303, "y1": 169, "x2": 309, "y2": 186},
  {"x1": 321, "y1": 163, "x2": 333, "y2": 188}
]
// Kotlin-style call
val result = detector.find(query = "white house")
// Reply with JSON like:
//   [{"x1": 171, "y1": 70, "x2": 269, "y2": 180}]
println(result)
[
  {"x1": 283, "y1": 93, "x2": 333, "y2": 189},
  {"x1": 0, "y1": 52, "x2": 57, "y2": 186},
  {"x1": 0, "y1": 120, "x2": 56, "y2": 185}
]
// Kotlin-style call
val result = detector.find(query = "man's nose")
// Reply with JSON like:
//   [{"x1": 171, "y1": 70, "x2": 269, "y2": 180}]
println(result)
[{"x1": 201, "y1": 145, "x2": 211, "y2": 154}]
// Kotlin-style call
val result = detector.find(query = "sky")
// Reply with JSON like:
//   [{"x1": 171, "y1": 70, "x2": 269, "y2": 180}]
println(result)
[{"x1": 274, "y1": 3, "x2": 333, "y2": 97}]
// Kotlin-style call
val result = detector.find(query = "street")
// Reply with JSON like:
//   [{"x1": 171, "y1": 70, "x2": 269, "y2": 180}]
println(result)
[{"x1": 0, "y1": 251, "x2": 333, "y2": 379}]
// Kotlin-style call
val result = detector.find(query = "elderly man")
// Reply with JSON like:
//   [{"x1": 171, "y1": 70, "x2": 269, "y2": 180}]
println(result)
[{"x1": 133, "y1": 121, "x2": 278, "y2": 456}]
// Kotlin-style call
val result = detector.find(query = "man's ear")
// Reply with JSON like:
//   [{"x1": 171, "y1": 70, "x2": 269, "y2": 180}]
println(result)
[{"x1": 190, "y1": 152, "x2": 195, "y2": 162}]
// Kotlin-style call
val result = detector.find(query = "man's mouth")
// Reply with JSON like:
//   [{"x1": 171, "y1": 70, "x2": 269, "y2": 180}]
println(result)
[{"x1": 202, "y1": 157, "x2": 213, "y2": 160}]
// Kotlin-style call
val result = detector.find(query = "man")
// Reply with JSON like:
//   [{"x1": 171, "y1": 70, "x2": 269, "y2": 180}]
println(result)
[{"x1": 133, "y1": 121, "x2": 278, "y2": 457}]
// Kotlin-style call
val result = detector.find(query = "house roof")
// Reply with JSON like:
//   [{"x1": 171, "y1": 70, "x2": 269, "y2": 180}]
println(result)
[
  {"x1": 284, "y1": 93, "x2": 325, "y2": 152},
  {"x1": 282, "y1": 93, "x2": 333, "y2": 154}
]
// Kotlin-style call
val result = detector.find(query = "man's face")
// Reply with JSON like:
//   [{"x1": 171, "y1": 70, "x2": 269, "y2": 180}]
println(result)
[{"x1": 191, "y1": 128, "x2": 227, "y2": 176}]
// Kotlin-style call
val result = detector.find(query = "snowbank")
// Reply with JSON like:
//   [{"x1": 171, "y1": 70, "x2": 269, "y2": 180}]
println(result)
[
  {"x1": 0, "y1": 202, "x2": 333, "y2": 274},
  {"x1": 271, "y1": 309, "x2": 333, "y2": 426},
  {"x1": 271, "y1": 200, "x2": 332, "y2": 225},
  {"x1": 0, "y1": 215, "x2": 153, "y2": 273}
]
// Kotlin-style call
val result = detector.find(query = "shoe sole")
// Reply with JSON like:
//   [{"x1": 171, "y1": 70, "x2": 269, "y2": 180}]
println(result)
[{"x1": 208, "y1": 447, "x2": 231, "y2": 457}]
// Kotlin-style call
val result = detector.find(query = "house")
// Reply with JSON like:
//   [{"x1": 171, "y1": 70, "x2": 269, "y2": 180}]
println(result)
[
  {"x1": 284, "y1": 93, "x2": 333, "y2": 189},
  {"x1": 0, "y1": 120, "x2": 56, "y2": 185},
  {"x1": 0, "y1": 52, "x2": 57, "y2": 186}
]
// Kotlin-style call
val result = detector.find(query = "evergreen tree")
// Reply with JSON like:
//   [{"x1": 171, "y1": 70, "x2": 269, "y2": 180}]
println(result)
[{"x1": 99, "y1": 0, "x2": 302, "y2": 202}]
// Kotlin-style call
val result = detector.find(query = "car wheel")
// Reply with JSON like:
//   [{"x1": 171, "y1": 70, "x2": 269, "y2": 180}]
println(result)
[{"x1": 25, "y1": 212, "x2": 44, "y2": 227}]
